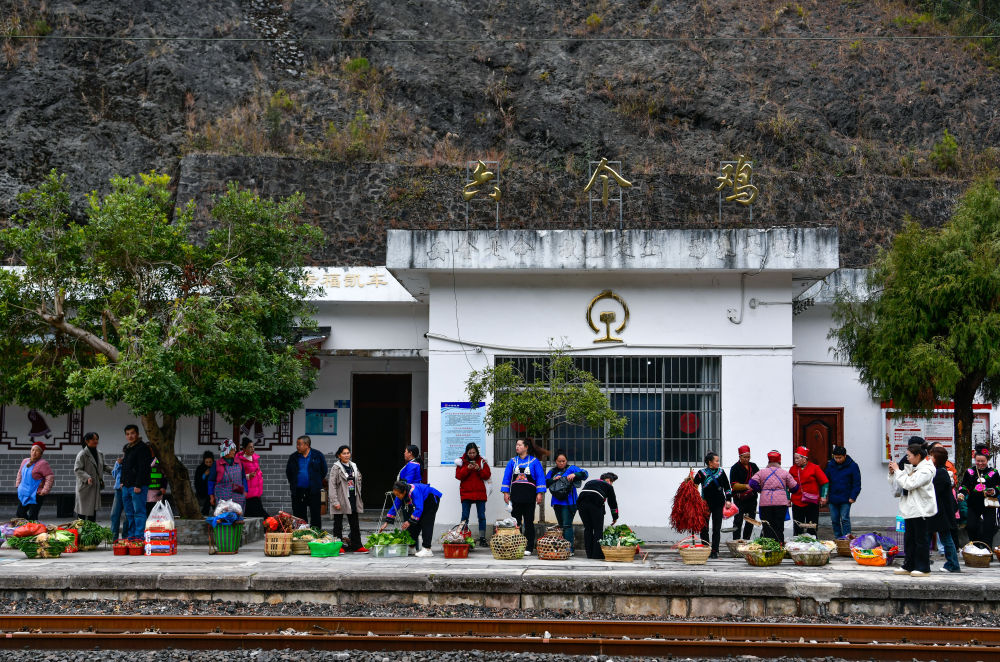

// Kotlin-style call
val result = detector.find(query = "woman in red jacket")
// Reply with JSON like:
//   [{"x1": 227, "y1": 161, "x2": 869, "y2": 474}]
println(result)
[
  {"x1": 789, "y1": 446, "x2": 830, "y2": 536},
  {"x1": 455, "y1": 442, "x2": 491, "y2": 546}
]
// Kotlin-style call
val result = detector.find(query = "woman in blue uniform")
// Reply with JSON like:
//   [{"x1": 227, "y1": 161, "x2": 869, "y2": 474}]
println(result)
[
  {"x1": 545, "y1": 450, "x2": 588, "y2": 554},
  {"x1": 397, "y1": 444, "x2": 423, "y2": 484},
  {"x1": 501, "y1": 438, "x2": 546, "y2": 555},
  {"x1": 382, "y1": 479, "x2": 442, "y2": 557}
]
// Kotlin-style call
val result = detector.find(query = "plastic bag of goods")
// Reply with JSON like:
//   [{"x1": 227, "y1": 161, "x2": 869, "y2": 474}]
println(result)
[
  {"x1": 146, "y1": 500, "x2": 175, "y2": 530},
  {"x1": 214, "y1": 499, "x2": 243, "y2": 516},
  {"x1": 963, "y1": 542, "x2": 992, "y2": 555}
]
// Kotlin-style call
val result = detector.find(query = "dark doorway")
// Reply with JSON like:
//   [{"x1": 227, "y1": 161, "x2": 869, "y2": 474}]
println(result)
[
  {"x1": 793, "y1": 407, "x2": 844, "y2": 510},
  {"x1": 352, "y1": 374, "x2": 412, "y2": 507}
]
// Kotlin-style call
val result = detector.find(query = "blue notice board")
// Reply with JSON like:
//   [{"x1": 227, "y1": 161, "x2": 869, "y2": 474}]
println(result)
[{"x1": 440, "y1": 402, "x2": 486, "y2": 464}]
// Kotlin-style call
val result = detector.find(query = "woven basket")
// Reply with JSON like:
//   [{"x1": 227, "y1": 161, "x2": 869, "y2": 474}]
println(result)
[
  {"x1": 744, "y1": 548, "x2": 785, "y2": 567},
  {"x1": 489, "y1": 527, "x2": 527, "y2": 560},
  {"x1": 601, "y1": 545, "x2": 638, "y2": 563},
  {"x1": 536, "y1": 528, "x2": 571, "y2": 560},
  {"x1": 726, "y1": 539, "x2": 749, "y2": 558},
  {"x1": 994, "y1": 546, "x2": 1000, "y2": 564},
  {"x1": 834, "y1": 536, "x2": 856, "y2": 557},
  {"x1": 963, "y1": 541, "x2": 992, "y2": 568},
  {"x1": 789, "y1": 549, "x2": 831, "y2": 566},
  {"x1": 290, "y1": 539, "x2": 312, "y2": 555},
  {"x1": 442, "y1": 543, "x2": 471, "y2": 559},
  {"x1": 264, "y1": 532, "x2": 292, "y2": 557}
]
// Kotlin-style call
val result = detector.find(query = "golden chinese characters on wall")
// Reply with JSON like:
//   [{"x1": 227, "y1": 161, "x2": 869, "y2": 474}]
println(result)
[{"x1": 302, "y1": 271, "x2": 389, "y2": 289}]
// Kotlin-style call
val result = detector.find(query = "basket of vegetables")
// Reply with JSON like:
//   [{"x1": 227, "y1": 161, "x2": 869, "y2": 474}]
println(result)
[
  {"x1": 785, "y1": 535, "x2": 832, "y2": 566},
  {"x1": 600, "y1": 524, "x2": 643, "y2": 563},
  {"x1": 743, "y1": 537, "x2": 785, "y2": 567},
  {"x1": 677, "y1": 535, "x2": 712, "y2": 565},
  {"x1": 70, "y1": 520, "x2": 114, "y2": 551},
  {"x1": 292, "y1": 528, "x2": 328, "y2": 554},
  {"x1": 440, "y1": 525, "x2": 475, "y2": 558},
  {"x1": 367, "y1": 529, "x2": 415, "y2": 557},
  {"x1": 6, "y1": 523, "x2": 74, "y2": 559}
]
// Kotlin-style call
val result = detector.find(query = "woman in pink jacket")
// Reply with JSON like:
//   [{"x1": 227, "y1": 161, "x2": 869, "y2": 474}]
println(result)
[
  {"x1": 236, "y1": 437, "x2": 268, "y2": 517},
  {"x1": 16, "y1": 441, "x2": 55, "y2": 521},
  {"x1": 747, "y1": 450, "x2": 799, "y2": 544}
]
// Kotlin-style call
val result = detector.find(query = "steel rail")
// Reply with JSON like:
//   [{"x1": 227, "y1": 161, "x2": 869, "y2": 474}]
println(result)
[{"x1": 0, "y1": 616, "x2": 996, "y2": 661}]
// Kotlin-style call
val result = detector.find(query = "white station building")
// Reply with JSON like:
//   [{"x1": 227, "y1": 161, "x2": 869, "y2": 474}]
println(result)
[{"x1": 1, "y1": 228, "x2": 994, "y2": 537}]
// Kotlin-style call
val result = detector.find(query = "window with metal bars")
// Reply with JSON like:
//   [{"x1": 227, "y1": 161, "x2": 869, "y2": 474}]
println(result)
[{"x1": 492, "y1": 356, "x2": 721, "y2": 467}]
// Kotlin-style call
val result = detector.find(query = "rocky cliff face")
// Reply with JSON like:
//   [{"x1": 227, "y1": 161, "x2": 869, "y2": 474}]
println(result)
[{"x1": 3, "y1": 0, "x2": 998, "y2": 267}]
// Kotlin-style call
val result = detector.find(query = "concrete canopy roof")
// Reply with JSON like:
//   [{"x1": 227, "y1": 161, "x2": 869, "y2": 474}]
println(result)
[{"x1": 387, "y1": 228, "x2": 839, "y2": 300}]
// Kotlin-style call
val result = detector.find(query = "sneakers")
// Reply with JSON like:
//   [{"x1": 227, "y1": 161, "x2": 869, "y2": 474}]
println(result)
[
  {"x1": 354, "y1": 547, "x2": 369, "y2": 554},
  {"x1": 893, "y1": 568, "x2": 911, "y2": 575},
  {"x1": 909, "y1": 570, "x2": 930, "y2": 577},
  {"x1": 523, "y1": 550, "x2": 531, "y2": 556},
  {"x1": 414, "y1": 548, "x2": 433, "y2": 558}
]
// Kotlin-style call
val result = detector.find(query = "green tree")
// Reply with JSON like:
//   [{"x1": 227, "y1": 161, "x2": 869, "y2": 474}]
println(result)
[
  {"x1": 830, "y1": 180, "x2": 1000, "y2": 474},
  {"x1": 466, "y1": 349, "x2": 626, "y2": 468},
  {"x1": 0, "y1": 170, "x2": 322, "y2": 518}
]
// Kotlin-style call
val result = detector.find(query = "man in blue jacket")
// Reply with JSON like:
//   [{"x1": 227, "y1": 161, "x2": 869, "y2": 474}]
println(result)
[
  {"x1": 285, "y1": 435, "x2": 328, "y2": 529},
  {"x1": 825, "y1": 446, "x2": 861, "y2": 538}
]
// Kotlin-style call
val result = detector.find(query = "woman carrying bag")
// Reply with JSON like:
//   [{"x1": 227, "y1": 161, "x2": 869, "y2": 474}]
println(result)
[
  {"x1": 546, "y1": 450, "x2": 588, "y2": 554},
  {"x1": 693, "y1": 451, "x2": 733, "y2": 558},
  {"x1": 209, "y1": 439, "x2": 247, "y2": 512}
]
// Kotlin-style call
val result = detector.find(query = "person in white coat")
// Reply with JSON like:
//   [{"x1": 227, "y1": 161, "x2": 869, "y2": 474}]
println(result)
[{"x1": 888, "y1": 440, "x2": 937, "y2": 577}]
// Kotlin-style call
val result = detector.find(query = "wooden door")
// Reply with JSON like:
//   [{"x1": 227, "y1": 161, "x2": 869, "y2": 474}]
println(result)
[{"x1": 792, "y1": 407, "x2": 843, "y2": 471}]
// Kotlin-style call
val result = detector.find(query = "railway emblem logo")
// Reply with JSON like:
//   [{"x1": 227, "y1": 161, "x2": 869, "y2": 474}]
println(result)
[{"x1": 587, "y1": 290, "x2": 629, "y2": 344}]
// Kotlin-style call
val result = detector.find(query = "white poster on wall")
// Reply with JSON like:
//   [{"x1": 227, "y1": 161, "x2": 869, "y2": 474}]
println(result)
[
  {"x1": 440, "y1": 402, "x2": 486, "y2": 465},
  {"x1": 883, "y1": 406, "x2": 991, "y2": 462}
]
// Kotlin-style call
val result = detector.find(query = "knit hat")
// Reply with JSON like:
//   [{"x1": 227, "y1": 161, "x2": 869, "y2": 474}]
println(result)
[
  {"x1": 794, "y1": 446, "x2": 810, "y2": 458},
  {"x1": 832, "y1": 446, "x2": 847, "y2": 456},
  {"x1": 767, "y1": 450, "x2": 781, "y2": 462},
  {"x1": 738, "y1": 445, "x2": 751, "y2": 455},
  {"x1": 30, "y1": 441, "x2": 46, "y2": 453}
]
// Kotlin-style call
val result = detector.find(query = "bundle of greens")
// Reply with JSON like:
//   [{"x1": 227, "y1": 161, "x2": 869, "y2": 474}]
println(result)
[
  {"x1": 599, "y1": 524, "x2": 644, "y2": 547},
  {"x1": 440, "y1": 529, "x2": 475, "y2": 547},
  {"x1": 292, "y1": 528, "x2": 327, "y2": 541},
  {"x1": 71, "y1": 520, "x2": 114, "y2": 548},
  {"x1": 366, "y1": 529, "x2": 415, "y2": 548},
  {"x1": 746, "y1": 536, "x2": 783, "y2": 553}
]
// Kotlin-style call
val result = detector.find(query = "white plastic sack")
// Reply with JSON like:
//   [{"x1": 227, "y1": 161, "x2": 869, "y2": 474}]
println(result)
[
  {"x1": 963, "y1": 542, "x2": 991, "y2": 555},
  {"x1": 214, "y1": 499, "x2": 243, "y2": 516},
  {"x1": 146, "y1": 500, "x2": 175, "y2": 530}
]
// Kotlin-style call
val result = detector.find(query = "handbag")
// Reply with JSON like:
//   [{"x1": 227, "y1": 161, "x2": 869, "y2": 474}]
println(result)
[
  {"x1": 722, "y1": 502, "x2": 739, "y2": 519},
  {"x1": 549, "y1": 476, "x2": 571, "y2": 500}
]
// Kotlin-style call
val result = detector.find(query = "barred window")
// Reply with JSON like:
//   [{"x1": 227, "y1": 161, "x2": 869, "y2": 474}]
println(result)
[{"x1": 492, "y1": 356, "x2": 721, "y2": 468}]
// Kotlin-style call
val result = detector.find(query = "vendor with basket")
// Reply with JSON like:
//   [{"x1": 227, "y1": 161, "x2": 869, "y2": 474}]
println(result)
[
  {"x1": 380, "y1": 479, "x2": 442, "y2": 558},
  {"x1": 209, "y1": 439, "x2": 247, "y2": 513}
]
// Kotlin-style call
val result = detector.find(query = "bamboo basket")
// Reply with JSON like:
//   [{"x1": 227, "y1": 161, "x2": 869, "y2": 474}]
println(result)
[
  {"x1": 963, "y1": 541, "x2": 992, "y2": 568},
  {"x1": 264, "y1": 532, "x2": 292, "y2": 557},
  {"x1": 291, "y1": 539, "x2": 312, "y2": 555},
  {"x1": 834, "y1": 536, "x2": 856, "y2": 557},
  {"x1": 536, "y1": 527, "x2": 571, "y2": 560},
  {"x1": 744, "y1": 548, "x2": 785, "y2": 567},
  {"x1": 489, "y1": 527, "x2": 527, "y2": 560},
  {"x1": 601, "y1": 545, "x2": 638, "y2": 563},
  {"x1": 726, "y1": 539, "x2": 748, "y2": 558},
  {"x1": 789, "y1": 549, "x2": 831, "y2": 566}
]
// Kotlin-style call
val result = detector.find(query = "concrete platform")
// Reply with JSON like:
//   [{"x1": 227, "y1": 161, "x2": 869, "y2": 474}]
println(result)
[{"x1": 1, "y1": 541, "x2": 998, "y2": 617}]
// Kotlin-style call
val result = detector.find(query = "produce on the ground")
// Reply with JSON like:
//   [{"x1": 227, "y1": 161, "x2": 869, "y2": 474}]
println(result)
[
  {"x1": 70, "y1": 520, "x2": 114, "y2": 548},
  {"x1": 599, "y1": 524, "x2": 644, "y2": 547},
  {"x1": 365, "y1": 529, "x2": 415, "y2": 547}
]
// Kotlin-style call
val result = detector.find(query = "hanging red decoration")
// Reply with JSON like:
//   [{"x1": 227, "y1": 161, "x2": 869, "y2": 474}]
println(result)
[
  {"x1": 670, "y1": 471, "x2": 709, "y2": 535},
  {"x1": 511, "y1": 419, "x2": 528, "y2": 434}
]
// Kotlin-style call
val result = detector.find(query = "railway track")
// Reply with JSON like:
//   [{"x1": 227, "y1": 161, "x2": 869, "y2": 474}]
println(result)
[{"x1": 1, "y1": 615, "x2": 997, "y2": 660}]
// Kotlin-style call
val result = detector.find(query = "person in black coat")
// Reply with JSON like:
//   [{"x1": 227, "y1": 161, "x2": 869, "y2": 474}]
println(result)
[
  {"x1": 193, "y1": 451, "x2": 215, "y2": 516},
  {"x1": 729, "y1": 445, "x2": 759, "y2": 541},
  {"x1": 576, "y1": 473, "x2": 619, "y2": 559},
  {"x1": 694, "y1": 451, "x2": 733, "y2": 558},
  {"x1": 928, "y1": 446, "x2": 960, "y2": 572}
]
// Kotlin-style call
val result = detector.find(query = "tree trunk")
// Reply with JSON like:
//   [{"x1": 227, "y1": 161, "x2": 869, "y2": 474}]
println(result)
[
  {"x1": 952, "y1": 377, "x2": 980, "y2": 477},
  {"x1": 141, "y1": 412, "x2": 202, "y2": 519}
]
